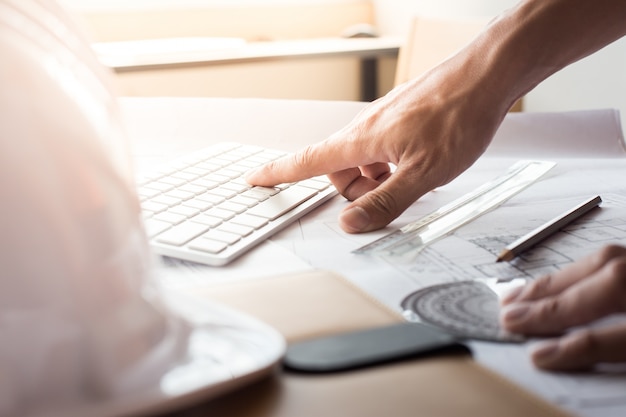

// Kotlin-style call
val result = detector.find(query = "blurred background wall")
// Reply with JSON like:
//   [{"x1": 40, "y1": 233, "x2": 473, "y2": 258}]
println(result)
[{"x1": 62, "y1": 0, "x2": 626, "y2": 128}]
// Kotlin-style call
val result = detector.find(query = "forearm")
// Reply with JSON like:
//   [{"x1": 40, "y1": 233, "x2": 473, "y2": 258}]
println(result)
[{"x1": 462, "y1": 0, "x2": 626, "y2": 111}]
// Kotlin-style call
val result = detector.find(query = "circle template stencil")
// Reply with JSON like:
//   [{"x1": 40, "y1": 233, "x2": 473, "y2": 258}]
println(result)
[{"x1": 401, "y1": 280, "x2": 525, "y2": 343}]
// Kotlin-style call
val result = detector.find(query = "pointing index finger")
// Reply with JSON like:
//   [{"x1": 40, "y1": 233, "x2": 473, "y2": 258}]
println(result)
[{"x1": 246, "y1": 139, "x2": 367, "y2": 187}]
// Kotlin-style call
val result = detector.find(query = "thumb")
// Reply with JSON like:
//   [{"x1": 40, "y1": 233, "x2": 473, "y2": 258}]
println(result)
[{"x1": 338, "y1": 170, "x2": 426, "y2": 233}]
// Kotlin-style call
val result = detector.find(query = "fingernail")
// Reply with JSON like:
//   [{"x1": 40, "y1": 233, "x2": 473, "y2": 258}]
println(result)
[
  {"x1": 339, "y1": 206, "x2": 370, "y2": 233},
  {"x1": 532, "y1": 339, "x2": 560, "y2": 365},
  {"x1": 501, "y1": 303, "x2": 530, "y2": 323},
  {"x1": 501, "y1": 286, "x2": 524, "y2": 305}
]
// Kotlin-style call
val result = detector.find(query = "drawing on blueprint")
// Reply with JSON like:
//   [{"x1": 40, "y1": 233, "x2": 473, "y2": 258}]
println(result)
[{"x1": 387, "y1": 193, "x2": 626, "y2": 287}]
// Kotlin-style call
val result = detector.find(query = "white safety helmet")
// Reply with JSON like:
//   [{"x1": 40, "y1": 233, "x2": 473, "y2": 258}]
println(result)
[{"x1": 0, "y1": 1, "x2": 187, "y2": 415}]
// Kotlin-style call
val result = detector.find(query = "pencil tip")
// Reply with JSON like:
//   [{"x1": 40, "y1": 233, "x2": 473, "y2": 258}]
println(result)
[{"x1": 496, "y1": 250, "x2": 513, "y2": 263}]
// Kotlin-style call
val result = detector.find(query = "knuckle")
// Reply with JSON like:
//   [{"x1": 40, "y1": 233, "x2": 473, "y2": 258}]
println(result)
[
  {"x1": 247, "y1": 161, "x2": 275, "y2": 185},
  {"x1": 292, "y1": 146, "x2": 317, "y2": 171},
  {"x1": 543, "y1": 297, "x2": 561, "y2": 316},
  {"x1": 260, "y1": 159, "x2": 277, "y2": 172},
  {"x1": 525, "y1": 274, "x2": 554, "y2": 299},
  {"x1": 593, "y1": 244, "x2": 626, "y2": 266},
  {"x1": 602, "y1": 257, "x2": 626, "y2": 311},
  {"x1": 568, "y1": 329, "x2": 600, "y2": 360},
  {"x1": 536, "y1": 297, "x2": 567, "y2": 329},
  {"x1": 604, "y1": 257, "x2": 626, "y2": 282},
  {"x1": 365, "y1": 188, "x2": 400, "y2": 221}
]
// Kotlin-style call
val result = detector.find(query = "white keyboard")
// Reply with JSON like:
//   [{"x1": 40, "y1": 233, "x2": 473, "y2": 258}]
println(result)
[{"x1": 137, "y1": 142, "x2": 337, "y2": 266}]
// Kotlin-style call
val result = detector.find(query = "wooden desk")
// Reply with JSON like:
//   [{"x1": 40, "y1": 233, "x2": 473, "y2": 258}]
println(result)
[{"x1": 152, "y1": 271, "x2": 570, "y2": 417}]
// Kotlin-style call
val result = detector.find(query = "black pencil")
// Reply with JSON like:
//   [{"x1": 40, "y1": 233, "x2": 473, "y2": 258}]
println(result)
[{"x1": 496, "y1": 195, "x2": 602, "y2": 262}]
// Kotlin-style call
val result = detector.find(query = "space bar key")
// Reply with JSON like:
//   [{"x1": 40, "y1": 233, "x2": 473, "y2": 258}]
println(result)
[{"x1": 247, "y1": 186, "x2": 318, "y2": 220}]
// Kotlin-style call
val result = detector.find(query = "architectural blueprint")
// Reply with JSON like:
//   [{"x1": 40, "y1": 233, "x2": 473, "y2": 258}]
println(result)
[{"x1": 388, "y1": 193, "x2": 626, "y2": 287}]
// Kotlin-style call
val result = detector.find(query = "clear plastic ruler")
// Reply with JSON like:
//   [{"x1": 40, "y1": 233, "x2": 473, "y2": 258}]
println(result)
[{"x1": 353, "y1": 160, "x2": 556, "y2": 258}]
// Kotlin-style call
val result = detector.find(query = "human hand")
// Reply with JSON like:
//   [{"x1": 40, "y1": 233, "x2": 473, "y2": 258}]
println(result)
[
  {"x1": 246, "y1": 51, "x2": 513, "y2": 233},
  {"x1": 500, "y1": 245, "x2": 626, "y2": 371},
  {"x1": 247, "y1": 0, "x2": 626, "y2": 234}
]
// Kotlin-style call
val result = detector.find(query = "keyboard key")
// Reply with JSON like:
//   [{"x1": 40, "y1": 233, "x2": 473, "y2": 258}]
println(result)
[
  {"x1": 205, "y1": 173, "x2": 230, "y2": 184},
  {"x1": 219, "y1": 201, "x2": 247, "y2": 214},
  {"x1": 297, "y1": 178, "x2": 330, "y2": 191},
  {"x1": 168, "y1": 205, "x2": 200, "y2": 217},
  {"x1": 171, "y1": 171, "x2": 200, "y2": 181},
  {"x1": 188, "y1": 238, "x2": 227, "y2": 254},
  {"x1": 205, "y1": 207, "x2": 236, "y2": 221},
  {"x1": 204, "y1": 230, "x2": 241, "y2": 245},
  {"x1": 196, "y1": 162, "x2": 221, "y2": 172},
  {"x1": 154, "y1": 212, "x2": 187, "y2": 225},
  {"x1": 143, "y1": 218, "x2": 171, "y2": 238},
  {"x1": 232, "y1": 159, "x2": 258, "y2": 169},
  {"x1": 183, "y1": 167, "x2": 209, "y2": 176},
  {"x1": 138, "y1": 187, "x2": 161, "y2": 199},
  {"x1": 141, "y1": 201, "x2": 169, "y2": 214},
  {"x1": 231, "y1": 214, "x2": 269, "y2": 229},
  {"x1": 182, "y1": 199, "x2": 213, "y2": 211},
  {"x1": 155, "y1": 222, "x2": 210, "y2": 246},
  {"x1": 151, "y1": 195, "x2": 182, "y2": 207},
  {"x1": 241, "y1": 189, "x2": 270, "y2": 202},
  {"x1": 166, "y1": 189, "x2": 196, "y2": 201},
  {"x1": 218, "y1": 223, "x2": 254, "y2": 237},
  {"x1": 251, "y1": 186, "x2": 280, "y2": 196},
  {"x1": 191, "y1": 178, "x2": 220, "y2": 190},
  {"x1": 207, "y1": 187, "x2": 237, "y2": 199},
  {"x1": 219, "y1": 169, "x2": 243, "y2": 179},
  {"x1": 197, "y1": 193, "x2": 225, "y2": 205},
  {"x1": 179, "y1": 184, "x2": 207, "y2": 195},
  {"x1": 159, "y1": 176, "x2": 188, "y2": 187},
  {"x1": 214, "y1": 153, "x2": 241, "y2": 162},
  {"x1": 212, "y1": 157, "x2": 239, "y2": 167},
  {"x1": 230, "y1": 195, "x2": 258, "y2": 208},
  {"x1": 221, "y1": 182, "x2": 251, "y2": 193},
  {"x1": 192, "y1": 214, "x2": 223, "y2": 228},
  {"x1": 247, "y1": 186, "x2": 317, "y2": 220},
  {"x1": 144, "y1": 181, "x2": 174, "y2": 193}
]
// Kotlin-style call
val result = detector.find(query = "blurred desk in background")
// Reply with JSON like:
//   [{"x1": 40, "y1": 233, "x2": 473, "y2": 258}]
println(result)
[{"x1": 97, "y1": 36, "x2": 402, "y2": 101}]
